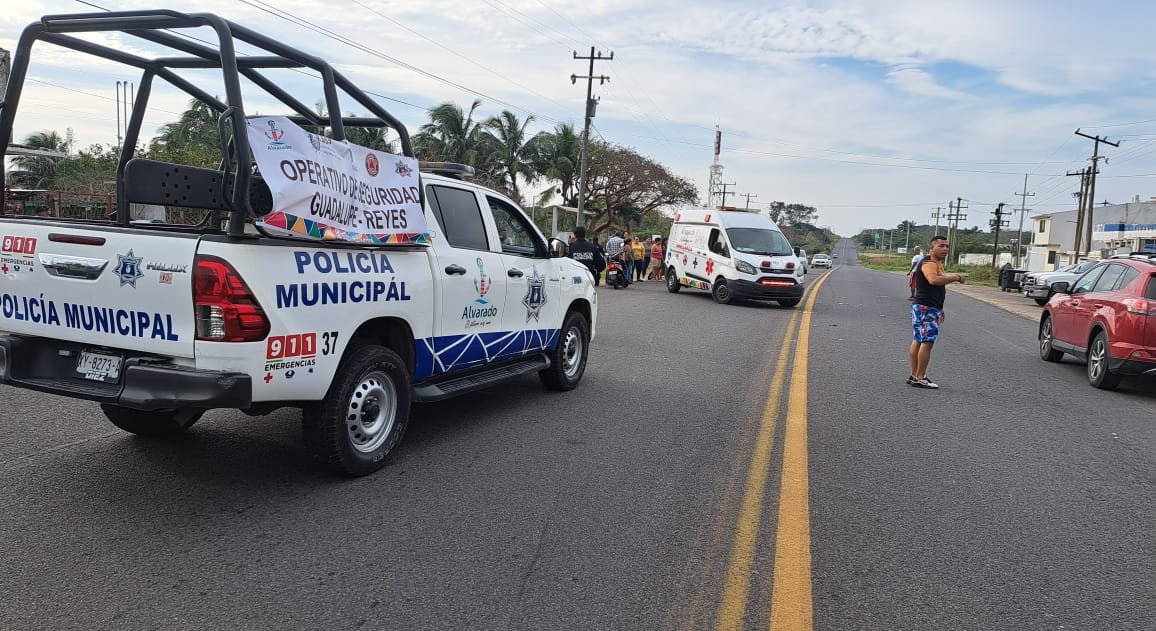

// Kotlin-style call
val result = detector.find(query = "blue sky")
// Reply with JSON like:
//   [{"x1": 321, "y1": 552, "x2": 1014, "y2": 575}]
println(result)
[{"x1": 4, "y1": 0, "x2": 1156, "y2": 237}]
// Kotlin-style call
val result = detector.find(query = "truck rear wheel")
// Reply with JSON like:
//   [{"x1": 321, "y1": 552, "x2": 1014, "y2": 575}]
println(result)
[
  {"x1": 540, "y1": 311, "x2": 589, "y2": 391},
  {"x1": 666, "y1": 268, "x2": 680, "y2": 293},
  {"x1": 100, "y1": 404, "x2": 203, "y2": 436},
  {"x1": 303, "y1": 345, "x2": 410, "y2": 476}
]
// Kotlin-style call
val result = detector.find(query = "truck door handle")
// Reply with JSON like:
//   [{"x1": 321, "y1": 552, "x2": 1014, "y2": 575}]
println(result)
[
  {"x1": 507, "y1": 269, "x2": 524, "y2": 278},
  {"x1": 444, "y1": 264, "x2": 467, "y2": 275},
  {"x1": 38, "y1": 253, "x2": 109, "y2": 279}
]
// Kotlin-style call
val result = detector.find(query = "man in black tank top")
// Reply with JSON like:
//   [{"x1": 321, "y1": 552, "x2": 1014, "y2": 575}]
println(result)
[{"x1": 908, "y1": 236, "x2": 967, "y2": 389}]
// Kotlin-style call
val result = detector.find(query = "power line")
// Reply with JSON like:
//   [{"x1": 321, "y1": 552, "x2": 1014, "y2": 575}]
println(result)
[
  {"x1": 348, "y1": 0, "x2": 569, "y2": 112},
  {"x1": 237, "y1": 0, "x2": 558, "y2": 123}
]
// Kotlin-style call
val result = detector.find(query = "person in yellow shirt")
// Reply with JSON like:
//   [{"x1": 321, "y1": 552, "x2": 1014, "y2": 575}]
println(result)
[{"x1": 631, "y1": 237, "x2": 646, "y2": 281}]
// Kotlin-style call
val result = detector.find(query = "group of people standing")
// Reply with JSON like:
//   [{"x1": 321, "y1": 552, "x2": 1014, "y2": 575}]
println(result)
[{"x1": 567, "y1": 227, "x2": 665, "y2": 286}]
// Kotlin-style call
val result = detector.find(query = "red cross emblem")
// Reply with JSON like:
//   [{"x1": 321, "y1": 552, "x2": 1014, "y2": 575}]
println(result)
[
  {"x1": 263, "y1": 372, "x2": 273, "y2": 384},
  {"x1": 0, "y1": 264, "x2": 8, "y2": 274},
  {"x1": 705, "y1": 259, "x2": 715, "y2": 275}
]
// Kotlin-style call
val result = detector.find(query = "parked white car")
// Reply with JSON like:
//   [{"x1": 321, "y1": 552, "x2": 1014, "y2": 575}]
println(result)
[{"x1": 1021, "y1": 259, "x2": 1100, "y2": 305}]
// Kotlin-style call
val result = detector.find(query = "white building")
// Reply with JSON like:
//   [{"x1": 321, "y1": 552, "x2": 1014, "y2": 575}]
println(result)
[{"x1": 1027, "y1": 198, "x2": 1156, "y2": 271}]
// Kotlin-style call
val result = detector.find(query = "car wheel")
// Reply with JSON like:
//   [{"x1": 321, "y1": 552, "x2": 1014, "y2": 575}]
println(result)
[
  {"x1": 303, "y1": 345, "x2": 410, "y2": 476},
  {"x1": 539, "y1": 311, "x2": 590, "y2": 391},
  {"x1": 100, "y1": 405, "x2": 204, "y2": 436},
  {"x1": 1087, "y1": 330, "x2": 1122, "y2": 390},
  {"x1": 711, "y1": 278, "x2": 732, "y2": 304},
  {"x1": 1038, "y1": 316, "x2": 1063, "y2": 362},
  {"x1": 666, "y1": 267, "x2": 680, "y2": 293},
  {"x1": 1033, "y1": 297, "x2": 1048, "y2": 306}
]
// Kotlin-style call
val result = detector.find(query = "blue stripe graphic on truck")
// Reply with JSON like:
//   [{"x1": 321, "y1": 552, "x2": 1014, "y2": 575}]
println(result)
[{"x1": 416, "y1": 329, "x2": 560, "y2": 379}]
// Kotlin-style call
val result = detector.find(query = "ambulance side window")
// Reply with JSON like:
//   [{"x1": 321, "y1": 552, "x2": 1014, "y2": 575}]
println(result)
[{"x1": 708, "y1": 228, "x2": 728, "y2": 256}]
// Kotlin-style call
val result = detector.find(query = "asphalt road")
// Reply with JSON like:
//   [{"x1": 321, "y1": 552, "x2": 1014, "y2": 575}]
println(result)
[{"x1": 1, "y1": 239, "x2": 1152, "y2": 630}]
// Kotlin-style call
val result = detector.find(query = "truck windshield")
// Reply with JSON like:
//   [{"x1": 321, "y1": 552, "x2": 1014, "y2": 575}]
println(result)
[{"x1": 726, "y1": 228, "x2": 793, "y2": 256}]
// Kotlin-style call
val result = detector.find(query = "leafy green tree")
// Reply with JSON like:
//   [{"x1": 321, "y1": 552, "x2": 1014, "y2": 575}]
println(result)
[
  {"x1": 54, "y1": 144, "x2": 120, "y2": 194},
  {"x1": 9, "y1": 130, "x2": 70, "y2": 188},
  {"x1": 583, "y1": 140, "x2": 697, "y2": 233}
]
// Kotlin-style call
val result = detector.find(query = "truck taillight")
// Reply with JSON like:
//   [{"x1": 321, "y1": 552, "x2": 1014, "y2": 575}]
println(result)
[{"x1": 194, "y1": 255, "x2": 270, "y2": 342}]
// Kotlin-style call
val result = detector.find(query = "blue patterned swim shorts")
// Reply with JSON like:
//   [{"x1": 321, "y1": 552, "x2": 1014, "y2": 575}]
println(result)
[{"x1": 912, "y1": 304, "x2": 943, "y2": 343}]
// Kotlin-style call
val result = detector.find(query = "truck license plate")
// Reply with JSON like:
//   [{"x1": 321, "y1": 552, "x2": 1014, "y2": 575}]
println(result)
[{"x1": 76, "y1": 351, "x2": 122, "y2": 383}]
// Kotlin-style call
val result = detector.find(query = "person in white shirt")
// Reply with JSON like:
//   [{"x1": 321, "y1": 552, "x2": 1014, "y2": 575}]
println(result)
[{"x1": 906, "y1": 245, "x2": 923, "y2": 300}]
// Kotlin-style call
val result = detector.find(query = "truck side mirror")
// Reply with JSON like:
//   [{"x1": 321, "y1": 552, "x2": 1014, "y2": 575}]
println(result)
[
  {"x1": 548, "y1": 238, "x2": 568, "y2": 258},
  {"x1": 793, "y1": 247, "x2": 800, "y2": 257}
]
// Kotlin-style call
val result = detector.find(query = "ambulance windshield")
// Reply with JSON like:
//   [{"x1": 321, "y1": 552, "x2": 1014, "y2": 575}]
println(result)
[{"x1": 726, "y1": 228, "x2": 793, "y2": 256}]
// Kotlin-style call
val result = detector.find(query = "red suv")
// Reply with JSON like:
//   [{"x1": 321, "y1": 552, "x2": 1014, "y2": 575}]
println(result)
[{"x1": 1038, "y1": 254, "x2": 1156, "y2": 390}]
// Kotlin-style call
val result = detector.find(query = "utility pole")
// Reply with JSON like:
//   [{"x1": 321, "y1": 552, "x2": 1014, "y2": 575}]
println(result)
[
  {"x1": 904, "y1": 220, "x2": 911, "y2": 249},
  {"x1": 1074, "y1": 129, "x2": 1118, "y2": 258},
  {"x1": 715, "y1": 182, "x2": 737, "y2": 209},
  {"x1": 1013, "y1": 174, "x2": 1034, "y2": 268},
  {"x1": 931, "y1": 206, "x2": 943, "y2": 236},
  {"x1": 742, "y1": 192, "x2": 757, "y2": 209},
  {"x1": 571, "y1": 47, "x2": 612, "y2": 226},
  {"x1": 1067, "y1": 167, "x2": 1089, "y2": 257},
  {"x1": 989, "y1": 202, "x2": 1009, "y2": 267},
  {"x1": 946, "y1": 198, "x2": 967, "y2": 268}
]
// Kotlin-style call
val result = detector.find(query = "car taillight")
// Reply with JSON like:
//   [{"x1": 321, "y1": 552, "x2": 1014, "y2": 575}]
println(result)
[
  {"x1": 1123, "y1": 298, "x2": 1152, "y2": 316},
  {"x1": 194, "y1": 255, "x2": 270, "y2": 341}
]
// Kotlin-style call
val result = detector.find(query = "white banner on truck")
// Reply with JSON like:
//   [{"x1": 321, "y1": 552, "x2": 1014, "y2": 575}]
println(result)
[{"x1": 246, "y1": 116, "x2": 428, "y2": 244}]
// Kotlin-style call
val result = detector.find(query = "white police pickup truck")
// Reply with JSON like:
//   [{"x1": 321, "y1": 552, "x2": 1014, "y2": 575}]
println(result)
[{"x1": 0, "y1": 10, "x2": 596, "y2": 475}]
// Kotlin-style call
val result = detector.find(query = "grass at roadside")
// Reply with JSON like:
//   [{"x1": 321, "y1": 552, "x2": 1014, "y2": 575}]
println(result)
[{"x1": 858, "y1": 253, "x2": 1002, "y2": 287}]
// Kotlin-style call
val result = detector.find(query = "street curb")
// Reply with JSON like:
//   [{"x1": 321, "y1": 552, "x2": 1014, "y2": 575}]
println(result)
[{"x1": 885, "y1": 270, "x2": 1041, "y2": 321}]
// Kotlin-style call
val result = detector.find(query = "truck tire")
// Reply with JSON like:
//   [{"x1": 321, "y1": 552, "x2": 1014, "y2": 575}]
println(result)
[
  {"x1": 303, "y1": 345, "x2": 410, "y2": 476},
  {"x1": 1033, "y1": 297, "x2": 1048, "y2": 306},
  {"x1": 1087, "y1": 330, "x2": 1121, "y2": 391},
  {"x1": 100, "y1": 404, "x2": 204, "y2": 436},
  {"x1": 666, "y1": 268, "x2": 680, "y2": 293},
  {"x1": 712, "y1": 278, "x2": 733, "y2": 304},
  {"x1": 539, "y1": 311, "x2": 589, "y2": 391}
]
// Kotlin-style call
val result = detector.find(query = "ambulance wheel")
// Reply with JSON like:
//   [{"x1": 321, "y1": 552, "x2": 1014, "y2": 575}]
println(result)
[
  {"x1": 712, "y1": 278, "x2": 733, "y2": 304},
  {"x1": 100, "y1": 404, "x2": 203, "y2": 436},
  {"x1": 666, "y1": 268, "x2": 680, "y2": 293},
  {"x1": 778, "y1": 298, "x2": 801, "y2": 307},
  {"x1": 303, "y1": 345, "x2": 410, "y2": 476}
]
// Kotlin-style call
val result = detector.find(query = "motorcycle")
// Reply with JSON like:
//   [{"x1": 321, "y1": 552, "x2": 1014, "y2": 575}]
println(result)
[{"x1": 605, "y1": 260, "x2": 628, "y2": 289}]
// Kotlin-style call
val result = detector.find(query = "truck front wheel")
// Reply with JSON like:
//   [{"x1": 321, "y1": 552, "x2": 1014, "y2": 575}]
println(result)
[
  {"x1": 540, "y1": 311, "x2": 589, "y2": 391},
  {"x1": 303, "y1": 345, "x2": 411, "y2": 476},
  {"x1": 100, "y1": 404, "x2": 204, "y2": 436}
]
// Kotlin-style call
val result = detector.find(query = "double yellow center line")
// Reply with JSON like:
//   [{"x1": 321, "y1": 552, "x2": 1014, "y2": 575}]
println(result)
[{"x1": 713, "y1": 268, "x2": 834, "y2": 631}]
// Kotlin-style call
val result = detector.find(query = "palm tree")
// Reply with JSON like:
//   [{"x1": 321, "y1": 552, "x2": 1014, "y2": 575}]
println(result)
[
  {"x1": 9, "y1": 130, "x2": 70, "y2": 188},
  {"x1": 482, "y1": 110, "x2": 536, "y2": 204},
  {"x1": 525, "y1": 123, "x2": 581, "y2": 207},
  {"x1": 149, "y1": 98, "x2": 220, "y2": 167},
  {"x1": 344, "y1": 126, "x2": 398, "y2": 153},
  {"x1": 412, "y1": 99, "x2": 486, "y2": 165}
]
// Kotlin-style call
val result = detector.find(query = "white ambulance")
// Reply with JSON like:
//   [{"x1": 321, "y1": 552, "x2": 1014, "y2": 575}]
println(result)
[{"x1": 664, "y1": 208, "x2": 806, "y2": 306}]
